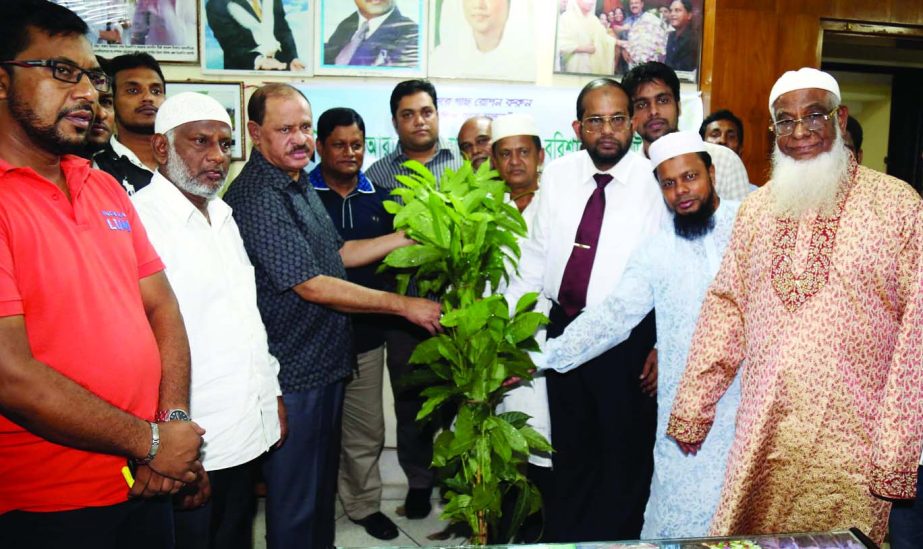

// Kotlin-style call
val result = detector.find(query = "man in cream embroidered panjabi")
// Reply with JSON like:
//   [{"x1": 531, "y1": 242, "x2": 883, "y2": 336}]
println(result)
[{"x1": 666, "y1": 68, "x2": 923, "y2": 543}]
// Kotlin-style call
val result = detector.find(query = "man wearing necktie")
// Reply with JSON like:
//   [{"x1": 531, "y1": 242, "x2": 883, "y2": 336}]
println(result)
[
  {"x1": 323, "y1": 0, "x2": 419, "y2": 67},
  {"x1": 505, "y1": 79, "x2": 666, "y2": 542}
]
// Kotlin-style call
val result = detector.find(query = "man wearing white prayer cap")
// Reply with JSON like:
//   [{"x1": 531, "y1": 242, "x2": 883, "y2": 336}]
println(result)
[
  {"x1": 667, "y1": 68, "x2": 923, "y2": 544},
  {"x1": 490, "y1": 112, "x2": 553, "y2": 542},
  {"x1": 535, "y1": 130, "x2": 744, "y2": 538},
  {"x1": 491, "y1": 113, "x2": 545, "y2": 215},
  {"x1": 132, "y1": 91, "x2": 287, "y2": 547}
]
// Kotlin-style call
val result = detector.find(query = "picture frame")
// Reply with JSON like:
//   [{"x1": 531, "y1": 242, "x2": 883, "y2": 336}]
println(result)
[
  {"x1": 314, "y1": 0, "x2": 426, "y2": 78},
  {"x1": 553, "y1": 0, "x2": 703, "y2": 83},
  {"x1": 200, "y1": 0, "x2": 313, "y2": 76},
  {"x1": 166, "y1": 81, "x2": 247, "y2": 161},
  {"x1": 53, "y1": 0, "x2": 200, "y2": 64},
  {"x1": 428, "y1": 0, "x2": 536, "y2": 82}
]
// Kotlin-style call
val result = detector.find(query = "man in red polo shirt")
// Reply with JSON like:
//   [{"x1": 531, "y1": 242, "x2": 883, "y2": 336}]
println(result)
[{"x1": 0, "y1": 2, "x2": 205, "y2": 547}]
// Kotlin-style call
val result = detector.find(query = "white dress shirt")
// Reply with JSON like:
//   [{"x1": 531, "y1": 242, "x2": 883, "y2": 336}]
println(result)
[
  {"x1": 496, "y1": 190, "x2": 553, "y2": 467},
  {"x1": 506, "y1": 149, "x2": 668, "y2": 312},
  {"x1": 132, "y1": 172, "x2": 282, "y2": 471}
]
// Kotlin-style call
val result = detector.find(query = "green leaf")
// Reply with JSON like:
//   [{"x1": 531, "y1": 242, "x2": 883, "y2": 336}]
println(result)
[
  {"x1": 382, "y1": 199, "x2": 402, "y2": 215},
  {"x1": 393, "y1": 199, "x2": 427, "y2": 230},
  {"x1": 520, "y1": 425, "x2": 553, "y2": 453},
  {"x1": 497, "y1": 411, "x2": 530, "y2": 429},
  {"x1": 416, "y1": 385, "x2": 455, "y2": 420},
  {"x1": 514, "y1": 292, "x2": 539, "y2": 316},
  {"x1": 402, "y1": 160, "x2": 438, "y2": 186},
  {"x1": 506, "y1": 311, "x2": 547, "y2": 344},
  {"x1": 408, "y1": 335, "x2": 444, "y2": 364},
  {"x1": 383, "y1": 244, "x2": 444, "y2": 268},
  {"x1": 505, "y1": 481, "x2": 541, "y2": 542},
  {"x1": 492, "y1": 416, "x2": 529, "y2": 456}
]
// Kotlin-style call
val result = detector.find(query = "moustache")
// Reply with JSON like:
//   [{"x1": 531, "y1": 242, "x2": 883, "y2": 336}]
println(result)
[{"x1": 57, "y1": 102, "x2": 95, "y2": 119}]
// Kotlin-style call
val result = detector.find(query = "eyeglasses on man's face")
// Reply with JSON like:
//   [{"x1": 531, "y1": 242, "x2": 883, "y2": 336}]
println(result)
[
  {"x1": 0, "y1": 59, "x2": 111, "y2": 93},
  {"x1": 582, "y1": 114, "x2": 630, "y2": 133},
  {"x1": 770, "y1": 107, "x2": 838, "y2": 137}
]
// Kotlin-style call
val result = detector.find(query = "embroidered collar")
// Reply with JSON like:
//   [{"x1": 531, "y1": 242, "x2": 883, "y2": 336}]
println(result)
[{"x1": 770, "y1": 160, "x2": 858, "y2": 312}]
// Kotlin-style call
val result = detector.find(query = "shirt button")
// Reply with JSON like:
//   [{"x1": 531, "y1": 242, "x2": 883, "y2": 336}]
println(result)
[{"x1": 52, "y1": 194, "x2": 60, "y2": 201}]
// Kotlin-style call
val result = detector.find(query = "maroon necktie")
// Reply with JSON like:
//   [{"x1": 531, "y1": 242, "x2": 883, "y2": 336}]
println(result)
[{"x1": 557, "y1": 173, "x2": 613, "y2": 317}]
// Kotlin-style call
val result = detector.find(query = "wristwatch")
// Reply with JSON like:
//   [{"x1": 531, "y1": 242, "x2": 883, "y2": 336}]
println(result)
[
  {"x1": 133, "y1": 421, "x2": 160, "y2": 465},
  {"x1": 155, "y1": 408, "x2": 191, "y2": 423}
]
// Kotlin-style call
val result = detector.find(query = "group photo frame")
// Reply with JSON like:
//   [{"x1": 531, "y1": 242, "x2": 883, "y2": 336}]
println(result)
[
  {"x1": 166, "y1": 80, "x2": 246, "y2": 160},
  {"x1": 554, "y1": 0, "x2": 703, "y2": 82}
]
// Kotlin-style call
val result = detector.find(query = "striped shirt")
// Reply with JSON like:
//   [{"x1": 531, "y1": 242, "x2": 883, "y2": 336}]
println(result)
[
  {"x1": 365, "y1": 139, "x2": 463, "y2": 193},
  {"x1": 704, "y1": 142, "x2": 754, "y2": 201}
]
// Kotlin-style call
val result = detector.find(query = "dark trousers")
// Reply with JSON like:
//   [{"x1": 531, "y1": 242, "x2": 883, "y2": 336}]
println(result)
[
  {"x1": 385, "y1": 321, "x2": 438, "y2": 490},
  {"x1": 543, "y1": 304, "x2": 657, "y2": 543},
  {"x1": 890, "y1": 465, "x2": 923, "y2": 549},
  {"x1": 0, "y1": 497, "x2": 173, "y2": 549},
  {"x1": 262, "y1": 381, "x2": 345, "y2": 549},
  {"x1": 174, "y1": 460, "x2": 258, "y2": 549}
]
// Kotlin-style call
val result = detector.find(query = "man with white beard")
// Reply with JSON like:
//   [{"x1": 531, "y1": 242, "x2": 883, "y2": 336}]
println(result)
[
  {"x1": 666, "y1": 68, "x2": 923, "y2": 544},
  {"x1": 132, "y1": 92, "x2": 286, "y2": 548}
]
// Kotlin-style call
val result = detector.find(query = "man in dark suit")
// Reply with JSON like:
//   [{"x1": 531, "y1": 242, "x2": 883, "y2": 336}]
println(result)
[
  {"x1": 323, "y1": 0, "x2": 419, "y2": 67},
  {"x1": 206, "y1": 0, "x2": 306, "y2": 71}
]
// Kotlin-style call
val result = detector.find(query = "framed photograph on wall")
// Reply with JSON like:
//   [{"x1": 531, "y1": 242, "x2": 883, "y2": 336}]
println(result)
[
  {"x1": 53, "y1": 0, "x2": 199, "y2": 63},
  {"x1": 315, "y1": 0, "x2": 425, "y2": 77},
  {"x1": 428, "y1": 0, "x2": 536, "y2": 82},
  {"x1": 166, "y1": 81, "x2": 246, "y2": 160},
  {"x1": 554, "y1": 0, "x2": 703, "y2": 83},
  {"x1": 201, "y1": 0, "x2": 313, "y2": 75}
]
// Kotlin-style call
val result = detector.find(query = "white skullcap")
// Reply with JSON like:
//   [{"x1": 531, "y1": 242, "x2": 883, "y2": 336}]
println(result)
[
  {"x1": 491, "y1": 113, "x2": 540, "y2": 144},
  {"x1": 155, "y1": 92, "x2": 232, "y2": 135},
  {"x1": 768, "y1": 68, "x2": 840, "y2": 113},
  {"x1": 649, "y1": 131, "x2": 706, "y2": 170}
]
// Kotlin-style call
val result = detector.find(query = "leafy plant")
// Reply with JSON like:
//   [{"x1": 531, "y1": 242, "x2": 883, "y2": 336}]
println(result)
[{"x1": 382, "y1": 160, "x2": 552, "y2": 544}]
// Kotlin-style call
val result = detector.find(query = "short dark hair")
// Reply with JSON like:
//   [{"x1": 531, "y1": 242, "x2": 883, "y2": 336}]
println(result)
[
  {"x1": 845, "y1": 115, "x2": 863, "y2": 152},
  {"x1": 621, "y1": 61, "x2": 681, "y2": 105},
  {"x1": 389, "y1": 79, "x2": 437, "y2": 117},
  {"x1": 491, "y1": 135, "x2": 543, "y2": 156},
  {"x1": 699, "y1": 109, "x2": 744, "y2": 147},
  {"x1": 677, "y1": 0, "x2": 693, "y2": 12},
  {"x1": 576, "y1": 78, "x2": 633, "y2": 120},
  {"x1": 317, "y1": 107, "x2": 366, "y2": 143},
  {"x1": 107, "y1": 53, "x2": 165, "y2": 94},
  {"x1": 247, "y1": 83, "x2": 310, "y2": 125},
  {"x1": 0, "y1": 0, "x2": 88, "y2": 62}
]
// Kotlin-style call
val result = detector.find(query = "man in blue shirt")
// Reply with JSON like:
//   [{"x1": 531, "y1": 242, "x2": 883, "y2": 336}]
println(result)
[
  {"x1": 225, "y1": 83, "x2": 440, "y2": 549},
  {"x1": 310, "y1": 107, "x2": 399, "y2": 541}
]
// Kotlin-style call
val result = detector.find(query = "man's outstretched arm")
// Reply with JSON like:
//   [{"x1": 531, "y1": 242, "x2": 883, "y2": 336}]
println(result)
[{"x1": 295, "y1": 275, "x2": 442, "y2": 335}]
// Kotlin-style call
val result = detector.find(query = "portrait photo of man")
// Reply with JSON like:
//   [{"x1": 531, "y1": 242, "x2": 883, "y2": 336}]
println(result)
[{"x1": 318, "y1": 0, "x2": 422, "y2": 71}]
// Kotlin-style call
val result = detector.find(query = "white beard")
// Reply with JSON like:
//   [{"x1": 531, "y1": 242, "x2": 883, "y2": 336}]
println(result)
[
  {"x1": 163, "y1": 146, "x2": 222, "y2": 199},
  {"x1": 769, "y1": 129, "x2": 850, "y2": 219}
]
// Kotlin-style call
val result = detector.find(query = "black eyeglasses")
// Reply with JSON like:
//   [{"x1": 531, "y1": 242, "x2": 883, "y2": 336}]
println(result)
[{"x1": 0, "y1": 59, "x2": 111, "y2": 93}]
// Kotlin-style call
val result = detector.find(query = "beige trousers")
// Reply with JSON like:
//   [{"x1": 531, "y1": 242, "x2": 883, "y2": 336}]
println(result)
[{"x1": 337, "y1": 345, "x2": 386, "y2": 520}]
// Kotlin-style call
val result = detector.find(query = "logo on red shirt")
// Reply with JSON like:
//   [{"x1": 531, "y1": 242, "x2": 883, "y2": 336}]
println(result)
[{"x1": 101, "y1": 210, "x2": 131, "y2": 232}]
